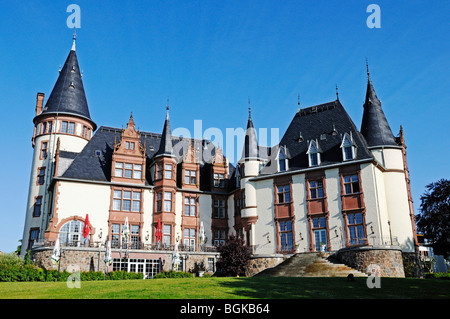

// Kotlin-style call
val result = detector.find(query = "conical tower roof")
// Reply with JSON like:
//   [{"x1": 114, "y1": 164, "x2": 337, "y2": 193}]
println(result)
[
  {"x1": 240, "y1": 102, "x2": 260, "y2": 161},
  {"x1": 37, "y1": 36, "x2": 96, "y2": 129},
  {"x1": 155, "y1": 105, "x2": 174, "y2": 158},
  {"x1": 360, "y1": 67, "x2": 397, "y2": 147}
]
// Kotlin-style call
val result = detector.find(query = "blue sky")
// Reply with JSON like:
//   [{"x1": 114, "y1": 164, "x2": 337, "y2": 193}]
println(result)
[{"x1": 0, "y1": 1, "x2": 448, "y2": 253}]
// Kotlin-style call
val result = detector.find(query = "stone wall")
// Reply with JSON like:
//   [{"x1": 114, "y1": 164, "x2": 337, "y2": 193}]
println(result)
[
  {"x1": 336, "y1": 246, "x2": 405, "y2": 277},
  {"x1": 246, "y1": 255, "x2": 287, "y2": 277},
  {"x1": 31, "y1": 246, "x2": 219, "y2": 275}
]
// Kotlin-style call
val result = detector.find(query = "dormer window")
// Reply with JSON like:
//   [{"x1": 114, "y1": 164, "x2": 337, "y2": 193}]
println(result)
[
  {"x1": 277, "y1": 146, "x2": 288, "y2": 172},
  {"x1": 307, "y1": 140, "x2": 321, "y2": 167},
  {"x1": 341, "y1": 133, "x2": 356, "y2": 161}
]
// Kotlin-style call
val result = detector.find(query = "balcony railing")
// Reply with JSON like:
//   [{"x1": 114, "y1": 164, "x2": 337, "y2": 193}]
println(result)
[{"x1": 32, "y1": 239, "x2": 218, "y2": 253}]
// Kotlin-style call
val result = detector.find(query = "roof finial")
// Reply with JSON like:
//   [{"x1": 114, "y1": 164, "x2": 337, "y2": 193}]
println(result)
[
  {"x1": 335, "y1": 83, "x2": 339, "y2": 100},
  {"x1": 366, "y1": 57, "x2": 371, "y2": 80},
  {"x1": 165, "y1": 96, "x2": 170, "y2": 119},
  {"x1": 297, "y1": 93, "x2": 301, "y2": 112},
  {"x1": 248, "y1": 97, "x2": 252, "y2": 119},
  {"x1": 71, "y1": 28, "x2": 77, "y2": 51}
]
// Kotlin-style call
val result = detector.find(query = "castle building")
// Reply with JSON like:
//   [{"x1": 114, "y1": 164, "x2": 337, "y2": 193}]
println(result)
[{"x1": 21, "y1": 38, "x2": 419, "y2": 277}]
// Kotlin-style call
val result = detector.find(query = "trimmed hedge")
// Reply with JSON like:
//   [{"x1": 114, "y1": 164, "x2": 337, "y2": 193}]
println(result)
[
  {"x1": 0, "y1": 264, "x2": 143, "y2": 282},
  {"x1": 425, "y1": 272, "x2": 450, "y2": 280}
]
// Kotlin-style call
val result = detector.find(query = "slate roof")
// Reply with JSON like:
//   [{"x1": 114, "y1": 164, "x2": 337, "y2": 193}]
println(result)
[
  {"x1": 61, "y1": 126, "x2": 223, "y2": 191},
  {"x1": 360, "y1": 77, "x2": 398, "y2": 147},
  {"x1": 37, "y1": 42, "x2": 96, "y2": 129},
  {"x1": 240, "y1": 115, "x2": 261, "y2": 161},
  {"x1": 260, "y1": 100, "x2": 374, "y2": 175}
]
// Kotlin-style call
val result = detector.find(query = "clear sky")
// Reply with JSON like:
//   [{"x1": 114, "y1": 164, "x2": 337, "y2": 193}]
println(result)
[{"x1": 0, "y1": 1, "x2": 448, "y2": 253}]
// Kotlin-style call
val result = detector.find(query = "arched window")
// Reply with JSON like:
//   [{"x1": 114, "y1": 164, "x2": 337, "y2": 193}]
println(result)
[{"x1": 59, "y1": 220, "x2": 89, "y2": 247}]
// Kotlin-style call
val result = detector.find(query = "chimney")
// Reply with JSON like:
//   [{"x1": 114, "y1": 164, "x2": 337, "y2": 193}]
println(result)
[{"x1": 36, "y1": 92, "x2": 44, "y2": 116}]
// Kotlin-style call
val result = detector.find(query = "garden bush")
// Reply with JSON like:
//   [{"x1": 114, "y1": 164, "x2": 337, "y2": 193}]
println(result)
[
  {"x1": 0, "y1": 253, "x2": 143, "y2": 282},
  {"x1": 425, "y1": 272, "x2": 450, "y2": 280}
]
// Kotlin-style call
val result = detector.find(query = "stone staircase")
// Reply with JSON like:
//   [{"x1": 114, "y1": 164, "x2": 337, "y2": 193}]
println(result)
[{"x1": 254, "y1": 252, "x2": 368, "y2": 277}]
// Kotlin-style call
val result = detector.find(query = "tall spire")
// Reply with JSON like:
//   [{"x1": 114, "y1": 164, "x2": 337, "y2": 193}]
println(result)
[
  {"x1": 71, "y1": 28, "x2": 77, "y2": 51},
  {"x1": 155, "y1": 101, "x2": 174, "y2": 158},
  {"x1": 360, "y1": 63, "x2": 397, "y2": 147},
  {"x1": 241, "y1": 99, "x2": 260, "y2": 161},
  {"x1": 38, "y1": 34, "x2": 96, "y2": 129}
]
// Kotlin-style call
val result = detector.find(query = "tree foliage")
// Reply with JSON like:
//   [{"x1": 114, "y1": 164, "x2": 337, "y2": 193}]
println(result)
[
  {"x1": 416, "y1": 178, "x2": 450, "y2": 258},
  {"x1": 216, "y1": 235, "x2": 251, "y2": 276}
]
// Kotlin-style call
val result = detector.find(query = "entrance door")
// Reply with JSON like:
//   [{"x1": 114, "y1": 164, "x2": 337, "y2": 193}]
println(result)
[{"x1": 314, "y1": 229, "x2": 327, "y2": 251}]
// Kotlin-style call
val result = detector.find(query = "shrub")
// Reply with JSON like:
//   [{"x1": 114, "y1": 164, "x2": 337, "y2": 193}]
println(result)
[
  {"x1": 425, "y1": 272, "x2": 450, "y2": 280},
  {"x1": 216, "y1": 235, "x2": 251, "y2": 277}
]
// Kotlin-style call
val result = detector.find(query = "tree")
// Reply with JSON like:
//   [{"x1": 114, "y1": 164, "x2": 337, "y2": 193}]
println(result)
[
  {"x1": 416, "y1": 178, "x2": 450, "y2": 258},
  {"x1": 216, "y1": 235, "x2": 251, "y2": 276}
]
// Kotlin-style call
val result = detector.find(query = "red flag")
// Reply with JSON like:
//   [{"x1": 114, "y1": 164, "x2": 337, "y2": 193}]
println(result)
[
  {"x1": 83, "y1": 214, "x2": 90, "y2": 239},
  {"x1": 155, "y1": 219, "x2": 162, "y2": 243}
]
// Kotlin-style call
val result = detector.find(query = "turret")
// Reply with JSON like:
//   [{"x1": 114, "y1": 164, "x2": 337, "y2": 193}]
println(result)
[{"x1": 21, "y1": 35, "x2": 96, "y2": 255}]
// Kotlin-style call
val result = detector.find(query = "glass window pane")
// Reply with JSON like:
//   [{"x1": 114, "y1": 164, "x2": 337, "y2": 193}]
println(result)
[
  {"x1": 132, "y1": 201, "x2": 140, "y2": 212},
  {"x1": 122, "y1": 200, "x2": 131, "y2": 211},
  {"x1": 115, "y1": 162, "x2": 123, "y2": 168},
  {"x1": 123, "y1": 191, "x2": 131, "y2": 199},
  {"x1": 164, "y1": 192, "x2": 172, "y2": 200},
  {"x1": 113, "y1": 199, "x2": 121, "y2": 210}
]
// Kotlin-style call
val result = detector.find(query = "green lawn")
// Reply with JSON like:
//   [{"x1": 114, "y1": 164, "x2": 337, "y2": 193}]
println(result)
[{"x1": 0, "y1": 277, "x2": 449, "y2": 299}]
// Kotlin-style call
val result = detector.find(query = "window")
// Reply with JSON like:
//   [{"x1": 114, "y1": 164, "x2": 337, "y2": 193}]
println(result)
[
  {"x1": 165, "y1": 164, "x2": 172, "y2": 179},
  {"x1": 114, "y1": 162, "x2": 142, "y2": 180},
  {"x1": 42, "y1": 122, "x2": 47, "y2": 134},
  {"x1": 347, "y1": 213, "x2": 366, "y2": 245},
  {"x1": 207, "y1": 258, "x2": 215, "y2": 272},
  {"x1": 61, "y1": 121, "x2": 68, "y2": 133},
  {"x1": 213, "y1": 199, "x2": 226, "y2": 218},
  {"x1": 307, "y1": 140, "x2": 320, "y2": 167},
  {"x1": 41, "y1": 141, "x2": 48, "y2": 159},
  {"x1": 111, "y1": 224, "x2": 120, "y2": 248},
  {"x1": 48, "y1": 121, "x2": 53, "y2": 133},
  {"x1": 213, "y1": 230, "x2": 226, "y2": 246},
  {"x1": 82, "y1": 126, "x2": 87, "y2": 138},
  {"x1": 343, "y1": 175, "x2": 360, "y2": 194},
  {"x1": 164, "y1": 192, "x2": 172, "y2": 212},
  {"x1": 37, "y1": 167, "x2": 45, "y2": 185},
  {"x1": 33, "y1": 197, "x2": 42, "y2": 217},
  {"x1": 184, "y1": 228, "x2": 196, "y2": 248},
  {"x1": 157, "y1": 164, "x2": 163, "y2": 179},
  {"x1": 312, "y1": 217, "x2": 327, "y2": 251},
  {"x1": 112, "y1": 190, "x2": 141, "y2": 212},
  {"x1": 125, "y1": 141, "x2": 135, "y2": 150},
  {"x1": 59, "y1": 220, "x2": 89, "y2": 247},
  {"x1": 278, "y1": 148, "x2": 288, "y2": 172},
  {"x1": 184, "y1": 196, "x2": 196, "y2": 216},
  {"x1": 156, "y1": 192, "x2": 162, "y2": 212},
  {"x1": 133, "y1": 164, "x2": 142, "y2": 179},
  {"x1": 130, "y1": 225, "x2": 140, "y2": 249},
  {"x1": 28, "y1": 228, "x2": 39, "y2": 250},
  {"x1": 309, "y1": 180, "x2": 324, "y2": 199},
  {"x1": 309, "y1": 153, "x2": 319, "y2": 166},
  {"x1": 115, "y1": 162, "x2": 123, "y2": 177},
  {"x1": 68, "y1": 122, "x2": 75, "y2": 134},
  {"x1": 163, "y1": 225, "x2": 171, "y2": 245},
  {"x1": 279, "y1": 220, "x2": 294, "y2": 252},
  {"x1": 214, "y1": 173, "x2": 225, "y2": 188},
  {"x1": 277, "y1": 185, "x2": 291, "y2": 203},
  {"x1": 341, "y1": 133, "x2": 355, "y2": 161},
  {"x1": 184, "y1": 170, "x2": 197, "y2": 185}
]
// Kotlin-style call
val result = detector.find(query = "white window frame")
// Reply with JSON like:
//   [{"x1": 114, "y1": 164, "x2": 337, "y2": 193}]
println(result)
[
  {"x1": 307, "y1": 140, "x2": 321, "y2": 167},
  {"x1": 340, "y1": 133, "x2": 356, "y2": 161}
]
